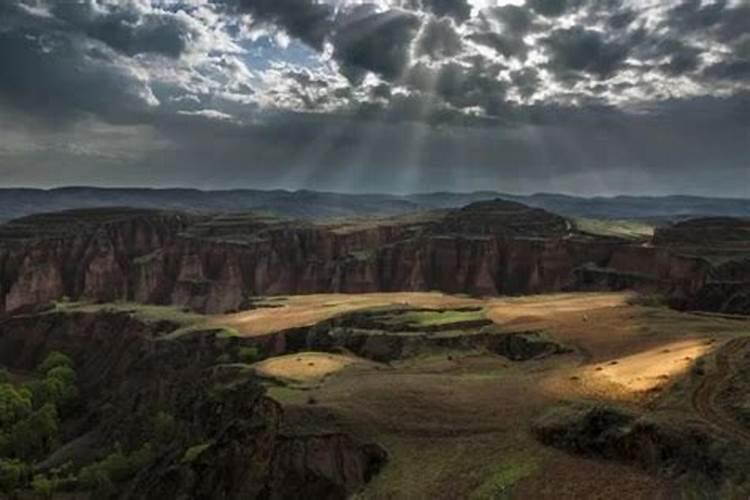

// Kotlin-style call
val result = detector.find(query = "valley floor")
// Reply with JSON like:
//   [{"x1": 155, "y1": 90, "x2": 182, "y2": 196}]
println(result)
[{"x1": 231, "y1": 291, "x2": 750, "y2": 499}]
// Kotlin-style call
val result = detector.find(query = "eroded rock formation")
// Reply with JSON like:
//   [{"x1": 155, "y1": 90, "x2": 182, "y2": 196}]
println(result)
[{"x1": 0, "y1": 201, "x2": 742, "y2": 315}]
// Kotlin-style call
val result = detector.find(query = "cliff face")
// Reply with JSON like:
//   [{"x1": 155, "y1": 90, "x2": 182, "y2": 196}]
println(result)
[
  {"x1": 125, "y1": 203, "x2": 643, "y2": 312},
  {"x1": 0, "y1": 202, "x2": 726, "y2": 314},
  {"x1": 0, "y1": 208, "x2": 189, "y2": 313},
  {"x1": 650, "y1": 218, "x2": 750, "y2": 313}
]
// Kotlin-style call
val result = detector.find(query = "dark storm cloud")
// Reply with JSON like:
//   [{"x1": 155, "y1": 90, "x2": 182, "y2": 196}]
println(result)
[
  {"x1": 0, "y1": 3, "x2": 156, "y2": 123},
  {"x1": 468, "y1": 31, "x2": 529, "y2": 58},
  {"x1": 81, "y1": 91, "x2": 744, "y2": 195},
  {"x1": 50, "y1": 2, "x2": 197, "y2": 58},
  {"x1": 421, "y1": 0, "x2": 472, "y2": 22},
  {"x1": 633, "y1": 37, "x2": 704, "y2": 76},
  {"x1": 416, "y1": 17, "x2": 463, "y2": 59},
  {"x1": 542, "y1": 26, "x2": 631, "y2": 80},
  {"x1": 332, "y1": 9, "x2": 421, "y2": 81},
  {"x1": 226, "y1": 1, "x2": 425, "y2": 83},
  {"x1": 606, "y1": 9, "x2": 636, "y2": 30},
  {"x1": 467, "y1": 5, "x2": 535, "y2": 59},
  {"x1": 487, "y1": 5, "x2": 535, "y2": 35},
  {"x1": 510, "y1": 68, "x2": 540, "y2": 100},
  {"x1": 404, "y1": 59, "x2": 508, "y2": 114},
  {"x1": 664, "y1": 0, "x2": 750, "y2": 45},
  {"x1": 660, "y1": 0, "x2": 750, "y2": 84},
  {"x1": 230, "y1": 0, "x2": 334, "y2": 50},
  {"x1": 526, "y1": 0, "x2": 584, "y2": 18},
  {"x1": 704, "y1": 59, "x2": 750, "y2": 82}
]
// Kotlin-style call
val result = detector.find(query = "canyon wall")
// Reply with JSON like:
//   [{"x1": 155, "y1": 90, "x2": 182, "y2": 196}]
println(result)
[{"x1": 0, "y1": 202, "x2": 722, "y2": 314}]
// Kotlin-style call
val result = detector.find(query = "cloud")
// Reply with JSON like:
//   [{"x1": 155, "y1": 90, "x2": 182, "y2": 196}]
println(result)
[
  {"x1": 177, "y1": 108, "x2": 236, "y2": 121},
  {"x1": 50, "y1": 2, "x2": 200, "y2": 58},
  {"x1": 526, "y1": 0, "x2": 584, "y2": 18},
  {"x1": 0, "y1": 3, "x2": 158, "y2": 123},
  {"x1": 542, "y1": 26, "x2": 631, "y2": 80},
  {"x1": 704, "y1": 59, "x2": 750, "y2": 82},
  {"x1": 332, "y1": 8, "x2": 422, "y2": 82},
  {"x1": 421, "y1": 0, "x2": 472, "y2": 22},
  {"x1": 416, "y1": 17, "x2": 463, "y2": 59},
  {"x1": 229, "y1": 0, "x2": 334, "y2": 50},
  {"x1": 0, "y1": 0, "x2": 748, "y2": 196}
]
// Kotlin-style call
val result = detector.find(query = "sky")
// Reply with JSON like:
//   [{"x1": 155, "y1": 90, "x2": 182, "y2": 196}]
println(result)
[{"x1": 0, "y1": 0, "x2": 748, "y2": 196}]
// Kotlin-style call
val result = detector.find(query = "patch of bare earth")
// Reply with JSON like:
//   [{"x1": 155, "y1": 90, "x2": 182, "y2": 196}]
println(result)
[
  {"x1": 209, "y1": 292, "x2": 483, "y2": 337},
  {"x1": 252, "y1": 352, "x2": 374, "y2": 384}
]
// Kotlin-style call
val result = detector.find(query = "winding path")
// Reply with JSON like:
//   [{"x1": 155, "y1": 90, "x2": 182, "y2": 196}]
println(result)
[{"x1": 690, "y1": 337, "x2": 750, "y2": 443}]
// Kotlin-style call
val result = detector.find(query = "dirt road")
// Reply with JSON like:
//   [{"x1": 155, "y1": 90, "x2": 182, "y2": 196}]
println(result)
[{"x1": 691, "y1": 337, "x2": 750, "y2": 443}]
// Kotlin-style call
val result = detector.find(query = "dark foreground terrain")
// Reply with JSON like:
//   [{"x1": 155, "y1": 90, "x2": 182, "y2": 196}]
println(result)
[{"x1": 0, "y1": 199, "x2": 750, "y2": 498}]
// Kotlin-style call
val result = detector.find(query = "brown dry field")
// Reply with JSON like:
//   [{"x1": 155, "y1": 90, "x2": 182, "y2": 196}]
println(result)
[
  {"x1": 252, "y1": 352, "x2": 374, "y2": 384},
  {"x1": 233, "y1": 292, "x2": 750, "y2": 499},
  {"x1": 210, "y1": 292, "x2": 484, "y2": 336}
]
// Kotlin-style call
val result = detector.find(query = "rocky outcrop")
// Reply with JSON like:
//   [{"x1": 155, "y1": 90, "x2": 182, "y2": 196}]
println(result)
[
  {"x1": 266, "y1": 434, "x2": 387, "y2": 500},
  {"x1": 246, "y1": 308, "x2": 570, "y2": 363},
  {"x1": 533, "y1": 402, "x2": 749, "y2": 492}
]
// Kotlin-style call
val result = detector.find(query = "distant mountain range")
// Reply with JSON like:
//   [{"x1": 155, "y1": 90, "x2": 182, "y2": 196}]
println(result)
[{"x1": 1, "y1": 187, "x2": 750, "y2": 222}]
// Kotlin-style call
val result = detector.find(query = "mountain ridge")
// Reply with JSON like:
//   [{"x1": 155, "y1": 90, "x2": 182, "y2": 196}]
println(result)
[{"x1": 3, "y1": 187, "x2": 750, "y2": 222}]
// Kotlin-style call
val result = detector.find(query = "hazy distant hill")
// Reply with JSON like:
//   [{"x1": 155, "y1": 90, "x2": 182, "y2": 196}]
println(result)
[{"x1": 1, "y1": 187, "x2": 750, "y2": 222}]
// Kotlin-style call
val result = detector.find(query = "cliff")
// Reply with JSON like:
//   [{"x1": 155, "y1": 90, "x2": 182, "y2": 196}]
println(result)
[
  {"x1": 651, "y1": 218, "x2": 750, "y2": 313},
  {"x1": 0, "y1": 201, "x2": 730, "y2": 315}
]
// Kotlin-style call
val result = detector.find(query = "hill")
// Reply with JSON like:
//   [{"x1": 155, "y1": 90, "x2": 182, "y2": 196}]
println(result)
[{"x1": 3, "y1": 188, "x2": 750, "y2": 222}]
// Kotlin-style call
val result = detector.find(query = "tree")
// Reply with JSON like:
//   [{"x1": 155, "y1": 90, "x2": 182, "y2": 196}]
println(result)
[
  {"x1": 0, "y1": 459, "x2": 28, "y2": 493},
  {"x1": 36, "y1": 352, "x2": 74, "y2": 377},
  {"x1": 0, "y1": 384, "x2": 32, "y2": 428}
]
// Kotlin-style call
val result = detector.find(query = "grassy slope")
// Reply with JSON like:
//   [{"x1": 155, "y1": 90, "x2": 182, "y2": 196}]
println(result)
[
  {"x1": 574, "y1": 217, "x2": 654, "y2": 240},
  {"x1": 388, "y1": 309, "x2": 485, "y2": 327},
  {"x1": 52, "y1": 301, "x2": 239, "y2": 338}
]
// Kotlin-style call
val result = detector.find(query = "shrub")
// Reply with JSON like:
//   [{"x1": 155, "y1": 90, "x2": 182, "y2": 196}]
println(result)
[
  {"x1": 36, "y1": 352, "x2": 74, "y2": 376},
  {"x1": 77, "y1": 467, "x2": 114, "y2": 496},
  {"x1": 626, "y1": 293, "x2": 668, "y2": 308},
  {"x1": 78, "y1": 444, "x2": 154, "y2": 489},
  {"x1": 237, "y1": 347, "x2": 260, "y2": 364},
  {"x1": 182, "y1": 442, "x2": 213, "y2": 464},
  {"x1": 0, "y1": 458, "x2": 28, "y2": 493},
  {"x1": 31, "y1": 474, "x2": 54, "y2": 498},
  {"x1": 152, "y1": 411, "x2": 177, "y2": 445}
]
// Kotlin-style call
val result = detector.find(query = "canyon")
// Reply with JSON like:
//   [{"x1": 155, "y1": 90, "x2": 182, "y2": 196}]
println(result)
[
  {"x1": 0, "y1": 200, "x2": 740, "y2": 316},
  {"x1": 1, "y1": 200, "x2": 750, "y2": 498}
]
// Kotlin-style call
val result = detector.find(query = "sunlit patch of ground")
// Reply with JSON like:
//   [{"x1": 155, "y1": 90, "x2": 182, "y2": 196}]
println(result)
[
  {"x1": 485, "y1": 292, "x2": 633, "y2": 331},
  {"x1": 253, "y1": 352, "x2": 372, "y2": 384},
  {"x1": 543, "y1": 338, "x2": 716, "y2": 404},
  {"x1": 208, "y1": 292, "x2": 483, "y2": 336},
  {"x1": 589, "y1": 339, "x2": 712, "y2": 393}
]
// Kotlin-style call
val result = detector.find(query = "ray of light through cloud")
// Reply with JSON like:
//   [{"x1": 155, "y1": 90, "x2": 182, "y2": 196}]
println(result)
[{"x1": 0, "y1": 0, "x2": 746, "y2": 194}]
